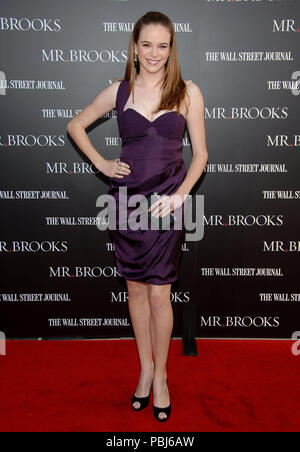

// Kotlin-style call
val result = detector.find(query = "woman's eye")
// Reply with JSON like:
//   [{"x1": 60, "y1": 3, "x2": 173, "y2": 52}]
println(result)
[{"x1": 142, "y1": 45, "x2": 167, "y2": 49}]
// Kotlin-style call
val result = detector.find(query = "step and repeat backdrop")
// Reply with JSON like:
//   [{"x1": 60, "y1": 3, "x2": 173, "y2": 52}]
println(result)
[{"x1": 0, "y1": 0, "x2": 299, "y2": 339}]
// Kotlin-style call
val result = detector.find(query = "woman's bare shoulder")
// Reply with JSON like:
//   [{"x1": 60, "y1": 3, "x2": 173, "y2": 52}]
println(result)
[
  {"x1": 108, "y1": 79, "x2": 123, "y2": 95},
  {"x1": 93, "y1": 79, "x2": 124, "y2": 110},
  {"x1": 182, "y1": 80, "x2": 205, "y2": 118},
  {"x1": 99, "y1": 79, "x2": 123, "y2": 95},
  {"x1": 184, "y1": 80, "x2": 205, "y2": 108},
  {"x1": 184, "y1": 79, "x2": 203, "y2": 96},
  {"x1": 112, "y1": 79, "x2": 123, "y2": 88}
]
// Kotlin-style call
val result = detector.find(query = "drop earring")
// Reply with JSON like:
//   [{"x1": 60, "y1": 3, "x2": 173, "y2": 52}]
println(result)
[{"x1": 134, "y1": 54, "x2": 139, "y2": 69}]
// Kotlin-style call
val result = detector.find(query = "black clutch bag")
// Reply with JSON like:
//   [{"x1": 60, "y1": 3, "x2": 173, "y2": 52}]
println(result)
[{"x1": 139, "y1": 192, "x2": 176, "y2": 230}]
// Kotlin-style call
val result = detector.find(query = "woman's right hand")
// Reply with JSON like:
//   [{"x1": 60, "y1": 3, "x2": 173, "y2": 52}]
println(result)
[{"x1": 97, "y1": 158, "x2": 131, "y2": 178}]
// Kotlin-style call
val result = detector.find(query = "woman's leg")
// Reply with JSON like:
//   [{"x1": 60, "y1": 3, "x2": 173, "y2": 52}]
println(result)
[
  {"x1": 126, "y1": 279, "x2": 154, "y2": 409},
  {"x1": 148, "y1": 283, "x2": 173, "y2": 420}
]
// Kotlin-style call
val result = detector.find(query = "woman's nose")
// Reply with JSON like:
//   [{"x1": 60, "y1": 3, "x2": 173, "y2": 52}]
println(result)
[{"x1": 150, "y1": 48, "x2": 159, "y2": 57}]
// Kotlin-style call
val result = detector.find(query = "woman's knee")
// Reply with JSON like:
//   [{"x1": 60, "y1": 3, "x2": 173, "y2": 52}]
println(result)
[
  {"x1": 148, "y1": 284, "x2": 171, "y2": 312},
  {"x1": 126, "y1": 279, "x2": 148, "y2": 299}
]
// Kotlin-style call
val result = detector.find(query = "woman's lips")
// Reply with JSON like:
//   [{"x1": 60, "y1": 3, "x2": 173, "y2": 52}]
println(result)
[{"x1": 146, "y1": 59, "x2": 160, "y2": 65}]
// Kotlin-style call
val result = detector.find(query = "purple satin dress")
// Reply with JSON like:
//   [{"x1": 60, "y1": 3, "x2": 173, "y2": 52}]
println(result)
[{"x1": 108, "y1": 79, "x2": 187, "y2": 285}]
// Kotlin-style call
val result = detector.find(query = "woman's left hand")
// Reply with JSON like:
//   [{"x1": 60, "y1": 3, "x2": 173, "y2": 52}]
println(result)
[{"x1": 148, "y1": 192, "x2": 190, "y2": 218}]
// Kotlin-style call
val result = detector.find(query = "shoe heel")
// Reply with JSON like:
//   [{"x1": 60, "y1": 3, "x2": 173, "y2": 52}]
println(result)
[{"x1": 132, "y1": 367, "x2": 154, "y2": 411}]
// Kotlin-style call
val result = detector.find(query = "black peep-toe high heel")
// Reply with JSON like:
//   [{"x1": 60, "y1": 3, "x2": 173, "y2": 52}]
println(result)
[
  {"x1": 132, "y1": 384, "x2": 152, "y2": 411},
  {"x1": 153, "y1": 379, "x2": 171, "y2": 422}
]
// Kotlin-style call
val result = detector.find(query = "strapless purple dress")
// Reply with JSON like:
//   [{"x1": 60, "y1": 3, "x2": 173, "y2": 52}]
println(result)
[{"x1": 108, "y1": 79, "x2": 187, "y2": 285}]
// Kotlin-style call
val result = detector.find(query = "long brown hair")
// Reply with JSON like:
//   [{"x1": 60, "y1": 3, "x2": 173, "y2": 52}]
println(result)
[{"x1": 116, "y1": 11, "x2": 190, "y2": 116}]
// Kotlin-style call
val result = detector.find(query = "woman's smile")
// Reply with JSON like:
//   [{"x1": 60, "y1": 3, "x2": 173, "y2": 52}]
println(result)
[{"x1": 146, "y1": 59, "x2": 161, "y2": 65}]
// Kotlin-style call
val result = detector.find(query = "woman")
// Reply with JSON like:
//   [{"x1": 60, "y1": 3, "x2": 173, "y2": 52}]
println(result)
[{"x1": 67, "y1": 11, "x2": 208, "y2": 422}]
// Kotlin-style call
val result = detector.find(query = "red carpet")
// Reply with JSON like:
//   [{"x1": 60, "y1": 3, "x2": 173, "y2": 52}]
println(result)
[{"x1": 0, "y1": 339, "x2": 299, "y2": 432}]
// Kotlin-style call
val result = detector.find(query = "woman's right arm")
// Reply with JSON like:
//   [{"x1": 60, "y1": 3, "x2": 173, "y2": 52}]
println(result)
[{"x1": 66, "y1": 81, "x2": 131, "y2": 179}]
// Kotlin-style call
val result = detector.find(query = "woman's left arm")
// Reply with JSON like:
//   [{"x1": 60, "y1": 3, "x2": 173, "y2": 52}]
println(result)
[{"x1": 175, "y1": 81, "x2": 208, "y2": 197}]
